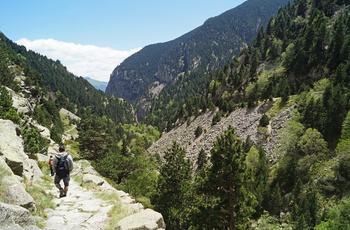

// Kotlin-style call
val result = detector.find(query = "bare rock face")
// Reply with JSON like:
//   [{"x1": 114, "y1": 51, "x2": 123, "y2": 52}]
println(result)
[
  {"x1": 0, "y1": 202, "x2": 39, "y2": 230},
  {"x1": 115, "y1": 209, "x2": 166, "y2": 230},
  {"x1": 7, "y1": 86, "x2": 35, "y2": 115},
  {"x1": 0, "y1": 119, "x2": 43, "y2": 182},
  {"x1": 2, "y1": 176, "x2": 36, "y2": 212},
  {"x1": 0, "y1": 120, "x2": 25, "y2": 176}
]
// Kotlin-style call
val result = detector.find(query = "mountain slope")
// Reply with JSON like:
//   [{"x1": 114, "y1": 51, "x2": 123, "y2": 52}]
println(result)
[
  {"x1": 106, "y1": 0, "x2": 292, "y2": 120},
  {"x1": 84, "y1": 77, "x2": 108, "y2": 92},
  {"x1": 0, "y1": 32, "x2": 135, "y2": 125}
]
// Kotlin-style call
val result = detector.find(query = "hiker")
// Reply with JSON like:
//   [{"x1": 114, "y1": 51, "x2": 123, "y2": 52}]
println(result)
[
  {"x1": 49, "y1": 156, "x2": 54, "y2": 176},
  {"x1": 53, "y1": 145, "x2": 74, "y2": 198}
]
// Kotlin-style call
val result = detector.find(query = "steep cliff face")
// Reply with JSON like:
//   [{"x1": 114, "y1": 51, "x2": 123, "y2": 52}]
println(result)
[{"x1": 106, "y1": 0, "x2": 292, "y2": 120}]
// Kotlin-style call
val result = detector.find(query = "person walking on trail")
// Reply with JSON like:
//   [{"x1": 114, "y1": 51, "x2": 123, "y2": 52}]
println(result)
[
  {"x1": 53, "y1": 145, "x2": 74, "y2": 198},
  {"x1": 49, "y1": 156, "x2": 54, "y2": 176}
]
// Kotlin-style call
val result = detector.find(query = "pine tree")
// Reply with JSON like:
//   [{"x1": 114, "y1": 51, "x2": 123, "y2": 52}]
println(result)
[
  {"x1": 77, "y1": 115, "x2": 110, "y2": 160},
  {"x1": 0, "y1": 87, "x2": 12, "y2": 117},
  {"x1": 199, "y1": 126, "x2": 257, "y2": 229},
  {"x1": 151, "y1": 141, "x2": 193, "y2": 230}
]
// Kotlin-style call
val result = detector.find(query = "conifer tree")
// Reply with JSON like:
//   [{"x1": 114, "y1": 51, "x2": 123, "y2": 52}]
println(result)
[
  {"x1": 77, "y1": 115, "x2": 110, "y2": 160},
  {"x1": 199, "y1": 126, "x2": 257, "y2": 229},
  {"x1": 0, "y1": 87, "x2": 12, "y2": 117},
  {"x1": 151, "y1": 141, "x2": 193, "y2": 230}
]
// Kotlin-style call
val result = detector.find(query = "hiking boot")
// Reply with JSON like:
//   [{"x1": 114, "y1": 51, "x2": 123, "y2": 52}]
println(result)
[{"x1": 59, "y1": 188, "x2": 64, "y2": 198}]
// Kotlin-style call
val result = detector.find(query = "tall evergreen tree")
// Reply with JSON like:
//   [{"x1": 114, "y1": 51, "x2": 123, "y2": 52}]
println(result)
[
  {"x1": 77, "y1": 115, "x2": 110, "y2": 160},
  {"x1": 151, "y1": 141, "x2": 193, "y2": 230},
  {"x1": 199, "y1": 126, "x2": 257, "y2": 229},
  {"x1": 0, "y1": 87, "x2": 12, "y2": 117}
]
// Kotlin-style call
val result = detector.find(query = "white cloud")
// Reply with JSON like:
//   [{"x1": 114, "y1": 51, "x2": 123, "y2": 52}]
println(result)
[{"x1": 16, "y1": 38, "x2": 141, "y2": 82}]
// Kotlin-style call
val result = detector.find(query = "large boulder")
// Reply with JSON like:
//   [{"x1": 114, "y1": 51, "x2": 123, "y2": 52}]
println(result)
[
  {"x1": 7, "y1": 87, "x2": 34, "y2": 115},
  {"x1": 0, "y1": 119, "x2": 42, "y2": 182},
  {"x1": 83, "y1": 174, "x2": 105, "y2": 186},
  {"x1": 0, "y1": 119, "x2": 26, "y2": 176},
  {"x1": 1, "y1": 176, "x2": 36, "y2": 212},
  {"x1": 23, "y1": 159, "x2": 44, "y2": 182},
  {"x1": 115, "y1": 209, "x2": 165, "y2": 230},
  {"x1": 0, "y1": 202, "x2": 39, "y2": 230}
]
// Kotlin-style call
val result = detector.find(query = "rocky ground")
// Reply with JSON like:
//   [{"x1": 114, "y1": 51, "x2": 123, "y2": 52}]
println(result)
[
  {"x1": 42, "y1": 160, "x2": 143, "y2": 230},
  {"x1": 148, "y1": 100, "x2": 295, "y2": 166}
]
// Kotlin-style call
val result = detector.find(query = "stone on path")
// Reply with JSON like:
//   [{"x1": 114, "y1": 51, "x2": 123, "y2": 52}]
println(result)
[
  {"x1": 115, "y1": 209, "x2": 166, "y2": 230},
  {"x1": 43, "y1": 178, "x2": 113, "y2": 230}
]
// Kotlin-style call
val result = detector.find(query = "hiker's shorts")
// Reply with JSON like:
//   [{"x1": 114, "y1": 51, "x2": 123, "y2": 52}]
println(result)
[{"x1": 54, "y1": 174, "x2": 70, "y2": 186}]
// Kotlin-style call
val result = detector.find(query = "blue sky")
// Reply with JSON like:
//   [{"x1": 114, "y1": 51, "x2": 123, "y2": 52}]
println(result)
[{"x1": 1, "y1": 0, "x2": 246, "y2": 82}]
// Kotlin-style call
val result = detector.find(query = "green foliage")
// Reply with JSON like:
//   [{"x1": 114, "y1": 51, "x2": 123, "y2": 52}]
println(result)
[
  {"x1": 110, "y1": 0, "x2": 290, "y2": 124},
  {"x1": 297, "y1": 128, "x2": 328, "y2": 158},
  {"x1": 211, "y1": 110, "x2": 222, "y2": 125},
  {"x1": 77, "y1": 115, "x2": 110, "y2": 160},
  {"x1": 245, "y1": 147, "x2": 270, "y2": 216},
  {"x1": 290, "y1": 183, "x2": 320, "y2": 228},
  {"x1": 26, "y1": 178, "x2": 56, "y2": 219},
  {"x1": 21, "y1": 124, "x2": 48, "y2": 156},
  {"x1": 4, "y1": 107, "x2": 20, "y2": 124},
  {"x1": 0, "y1": 86, "x2": 12, "y2": 118},
  {"x1": 151, "y1": 142, "x2": 194, "y2": 230},
  {"x1": 276, "y1": 120, "x2": 306, "y2": 157},
  {"x1": 316, "y1": 195, "x2": 350, "y2": 229},
  {"x1": 196, "y1": 148, "x2": 207, "y2": 173},
  {"x1": 197, "y1": 126, "x2": 257, "y2": 230},
  {"x1": 259, "y1": 114, "x2": 270, "y2": 127},
  {"x1": 194, "y1": 125, "x2": 203, "y2": 138},
  {"x1": 96, "y1": 150, "x2": 134, "y2": 185},
  {"x1": 33, "y1": 98, "x2": 64, "y2": 144},
  {"x1": 340, "y1": 111, "x2": 350, "y2": 141}
]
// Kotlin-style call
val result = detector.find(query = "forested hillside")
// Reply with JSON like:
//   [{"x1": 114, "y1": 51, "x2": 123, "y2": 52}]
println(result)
[
  {"x1": 0, "y1": 32, "x2": 134, "y2": 125},
  {"x1": 106, "y1": 0, "x2": 291, "y2": 120},
  {"x1": 3, "y1": 0, "x2": 350, "y2": 229},
  {"x1": 0, "y1": 31, "x2": 160, "y2": 208},
  {"x1": 145, "y1": 0, "x2": 350, "y2": 229}
]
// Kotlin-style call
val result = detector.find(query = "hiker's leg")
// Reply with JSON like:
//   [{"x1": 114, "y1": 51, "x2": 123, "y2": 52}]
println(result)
[
  {"x1": 63, "y1": 175, "x2": 70, "y2": 196},
  {"x1": 54, "y1": 175, "x2": 65, "y2": 197},
  {"x1": 64, "y1": 186, "x2": 69, "y2": 195},
  {"x1": 55, "y1": 183, "x2": 61, "y2": 189},
  {"x1": 54, "y1": 175, "x2": 62, "y2": 189}
]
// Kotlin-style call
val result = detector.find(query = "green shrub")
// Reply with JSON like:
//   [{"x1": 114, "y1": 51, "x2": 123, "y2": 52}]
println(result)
[
  {"x1": 195, "y1": 126, "x2": 203, "y2": 138},
  {"x1": 259, "y1": 114, "x2": 270, "y2": 127}
]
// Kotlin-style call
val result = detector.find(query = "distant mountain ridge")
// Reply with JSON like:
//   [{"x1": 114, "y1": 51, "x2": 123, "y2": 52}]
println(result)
[
  {"x1": 84, "y1": 77, "x2": 108, "y2": 92},
  {"x1": 106, "y1": 0, "x2": 292, "y2": 120}
]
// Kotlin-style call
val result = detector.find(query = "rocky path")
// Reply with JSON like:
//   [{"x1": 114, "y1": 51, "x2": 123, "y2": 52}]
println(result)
[
  {"x1": 42, "y1": 161, "x2": 143, "y2": 230},
  {"x1": 44, "y1": 178, "x2": 112, "y2": 230}
]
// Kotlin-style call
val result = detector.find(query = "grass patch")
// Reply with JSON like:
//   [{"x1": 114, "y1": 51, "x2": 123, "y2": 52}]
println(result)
[
  {"x1": 136, "y1": 196, "x2": 153, "y2": 209},
  {"x1": 266, "y1": 95, "x2": 297, "y2": 119},
  {"x1": 106, "y1": 202, "x2": 133, "y2": 230},
  {"x1": 26, "y1": 174, "x2": 56, "y2": 228},
  {"x1": 94, "y1": 190, "x2": 134, "y2": 230},
  {"x1": 73, "y1": 174, "x2": 83, "y2": 184}
]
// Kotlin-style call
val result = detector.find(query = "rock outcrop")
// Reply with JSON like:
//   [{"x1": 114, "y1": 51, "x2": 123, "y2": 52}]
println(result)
[
  {"x1": 0, "y1": 119, "x2": 43, "y2": 181},
  {"x1": 1, "y1": 175, "x2": 36, "y2": 212},
  {"x1": 0, "y1": 202, "x2": 39, "y2": 230},
  {"x1": 115, "y1": 209, "x2": 166, "y2": 230}
]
